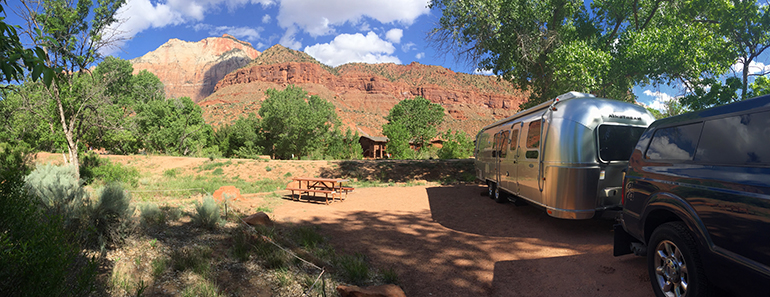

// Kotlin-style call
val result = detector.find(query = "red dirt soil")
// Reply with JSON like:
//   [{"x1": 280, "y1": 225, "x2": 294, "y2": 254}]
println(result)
[{"x1": 271, "y1": 184, "x2": 652, "y2": 297}]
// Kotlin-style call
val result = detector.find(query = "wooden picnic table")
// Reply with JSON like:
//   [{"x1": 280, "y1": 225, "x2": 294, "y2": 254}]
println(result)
[{"x1": 285, "y1": 177, "x2": 353, "y2": 204}]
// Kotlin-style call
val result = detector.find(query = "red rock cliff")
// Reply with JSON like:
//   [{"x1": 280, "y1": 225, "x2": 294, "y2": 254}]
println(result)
[{"x1": 131, "y1": 34, "x2": 260, "y2": 102}]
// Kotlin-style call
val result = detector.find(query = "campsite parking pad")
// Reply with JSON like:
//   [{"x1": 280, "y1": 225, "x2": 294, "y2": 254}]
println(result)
[{"x1": 272, "y1": 184, "x2": 651, "y2": 296}]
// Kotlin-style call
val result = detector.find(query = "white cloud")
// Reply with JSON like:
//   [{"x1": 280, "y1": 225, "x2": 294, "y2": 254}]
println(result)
[
  {"x1": 304, "y1": 31, "x2": 400, "y2": 66},
  {"x1": 732, "y1": 60, "x2": 770, "y2": 75},
  {"x1": 191, "y1": 24, "x2": 263, "y2": 42},
  {"x1": 474, "y1": 68, "x2": 494, "y2": 76},
  {"x1": 401, "y1": 42, "x2": 416, "y2": 52},
  {"x1": 107, "y1": 0, "x2": 276, "y2": 53},
  {"x1": 262, "y1": 14, "x2": 272, "y2": 23},
  {"x1": 643, "y1": 90, "x2": 677, "y2": 111},
  {"x1": 277, "y1": 0, "x2": 430, "y2": 37},
  {"x1": 358, "y1": 22, "x2": 370, "y2": 31},
  {"x1": 385, "y1": 28, "x2": 403, "y2": 43},
  {"x1": 280, "y1": 26, "x2": 303, "y2": 50},
  {"x1": 415, "y1": 52, "x2": 424, "y2": 59}
]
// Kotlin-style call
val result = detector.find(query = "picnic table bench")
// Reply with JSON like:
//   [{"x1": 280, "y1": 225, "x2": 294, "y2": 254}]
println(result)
[{"x1": 286, "y1": 177, "x2": 352, "y2": 205}]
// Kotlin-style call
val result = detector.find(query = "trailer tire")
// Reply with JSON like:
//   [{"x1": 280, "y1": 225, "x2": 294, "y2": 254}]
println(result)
[
  {"x1": 494, "y1": 186, "x2": 507, "y2": 203},
  {"x1": 487, "y1": 182, "x2": 495, "y2": 198}
]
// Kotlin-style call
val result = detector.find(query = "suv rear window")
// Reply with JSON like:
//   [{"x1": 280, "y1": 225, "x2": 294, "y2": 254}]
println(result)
[
  {"x1": 695, "y1": 110, "x2": 770, "y2": 165},
  {"x1": 645, "y1": 123, "x2": 703, "y2": 161},
  {"x1": 598, "y1": 125, "x2": 647, "y2": 161}
]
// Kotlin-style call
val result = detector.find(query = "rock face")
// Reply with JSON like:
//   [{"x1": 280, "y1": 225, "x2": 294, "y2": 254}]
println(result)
[
  {"x1": 204, "y1": 45, "x2": 527, "y2": 137},
  {"x1": 131, "y1": 34, "x2": 260, "y2": 102}
]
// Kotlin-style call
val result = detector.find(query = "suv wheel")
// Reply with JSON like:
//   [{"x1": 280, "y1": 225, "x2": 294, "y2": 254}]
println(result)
[
  {"x1": 648, "y1": 222, "x2": 711, "y2": 297},
  {"x1": 487, "y1": 182, "x2": 496, "y2": 198},
  {"x1": 494, "y1": 186, "x2": 507, "y2": 203}
]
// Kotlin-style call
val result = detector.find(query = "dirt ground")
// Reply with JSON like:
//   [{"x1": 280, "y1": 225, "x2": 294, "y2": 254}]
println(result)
[
  {"x1": 35, "y1": 153, "x2": 653, "y2": 296},
  {"x1": 271, "y1": 185, "x2": 652, "y2": 297}
]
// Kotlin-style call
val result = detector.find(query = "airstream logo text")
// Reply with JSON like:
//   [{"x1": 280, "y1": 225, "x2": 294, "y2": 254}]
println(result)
[{"x1": 609, "y1": 114, "x2": 642, "y2": 121}]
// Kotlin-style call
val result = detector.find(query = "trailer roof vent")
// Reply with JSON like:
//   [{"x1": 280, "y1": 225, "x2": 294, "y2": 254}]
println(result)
[{"x1": 555, "y1": 91, "x2": 595, "y2": 102}]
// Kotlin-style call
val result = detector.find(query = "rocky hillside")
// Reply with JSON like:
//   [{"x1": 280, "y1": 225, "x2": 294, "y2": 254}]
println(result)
[
  {"x1": 131, "y1": 34, "x2": 260, "y2": 102},
  {"x1": 202, "y1": 44, "x2": 527, "y2": 137}
]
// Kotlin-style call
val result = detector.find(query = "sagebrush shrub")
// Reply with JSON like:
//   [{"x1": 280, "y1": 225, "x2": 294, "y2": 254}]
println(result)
[
  {"x1": 140, "y1": 202, "x2": 165, "y2": 226},
  {"x1": 193, "y1": 195, "x2": 221, "y2": 229},
  {"x1": 3, "y1": 161, "x2": 97, "y2": 296},
  {"x1": 24, "y1": 164, "x2": 86, "y2": 229},
  {"x1": 84, "y1": 184, "x2": 135, "y2": 247}
]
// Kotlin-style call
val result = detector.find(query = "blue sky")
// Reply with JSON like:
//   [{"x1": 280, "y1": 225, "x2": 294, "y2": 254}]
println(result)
[{"x1": 5, "y1": 0, "x2": 766, "y2": 110}]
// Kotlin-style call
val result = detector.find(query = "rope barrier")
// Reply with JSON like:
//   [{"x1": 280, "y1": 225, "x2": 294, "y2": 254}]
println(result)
[
  {"x1": 127, "y1": 188, "x2": 208, "y2": 193},
  {"x1": 239, "y1": 218, "x2": 327, "y2": 297}
]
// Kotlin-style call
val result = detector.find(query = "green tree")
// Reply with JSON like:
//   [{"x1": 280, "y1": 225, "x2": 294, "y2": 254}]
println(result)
[
  {"x1": 218, "y1": 113, "x2": 265, "y2": 159},
  {"x1": 713, "y1": 0, "x2": 770, "y2": 101},
  {"x1": 13, "y1": 0, "x2": 126, "y2": 179},
  {"x1": 135, "y1": 97, "x2": 211, "y2": 156},
  {"x1": 382, "y1": 97, "x2": 444, "y2": 156},
  {"x1": 323, "y1": 127, "x2": 363, "y2": 160},
  {"x1": 259, "y1": 85, "x2": 339, "y2": 159},
  {"x1": 437, "y1": 130, "x2": 474, "y2": 159},
  {"x1": 381, "y1": 122, "x2": 414, "y2": 160},
  {"x1": 0, "y1": 1, "x2": 54, "y2": 87},
  {"x1": 430, "y1": 0, "x2": 732, "y2": 107},
  {"x1": 750, "y1": 75, "x2": 770, "y2": 97}
]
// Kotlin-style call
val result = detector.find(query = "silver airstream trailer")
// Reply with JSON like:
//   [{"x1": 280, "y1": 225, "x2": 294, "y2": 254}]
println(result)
[{"x1": 474, "y1": 92, "x2": 655, "y2": 219}]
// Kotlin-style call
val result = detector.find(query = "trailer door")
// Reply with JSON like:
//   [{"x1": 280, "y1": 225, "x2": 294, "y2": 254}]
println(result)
[
  {"x1": 496, "y1": 130, "x2": 510, "y2": 186},
  {"x1": 518, "y1": 120, "x2": 543, "y2": 202},
  {"x1": 500, "y1": 124, "x2": 520, "y2": 194}
]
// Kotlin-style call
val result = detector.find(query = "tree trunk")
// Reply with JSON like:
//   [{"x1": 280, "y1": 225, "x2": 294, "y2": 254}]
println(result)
[
  {"x1": 55, "y1": 87, "x2": 80, "y2": 181},
  {"x1": 742, "y1": 56, "x2": 751, "y2": 101}
]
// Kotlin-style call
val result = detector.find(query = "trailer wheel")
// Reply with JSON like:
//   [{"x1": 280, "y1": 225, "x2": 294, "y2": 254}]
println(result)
[
  {"x1": 487, "y1": 182, "x2": 495, "y2": 198},
  {"x1": 493, "y1": 186, "x2": 507, "y2": 203}
]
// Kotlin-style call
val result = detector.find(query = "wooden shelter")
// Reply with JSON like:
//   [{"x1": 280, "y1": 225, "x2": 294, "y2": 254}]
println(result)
[{"x1": 359, "y1": 136, "x2": 389, "y2": 159}]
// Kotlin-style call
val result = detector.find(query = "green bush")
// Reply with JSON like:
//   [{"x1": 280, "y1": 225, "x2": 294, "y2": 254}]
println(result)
[
  {"x1": 24, "y1": 164, "x2": 87, "y2": 230},
  {"x1": 163, "y1": 168, "x2": 180, "y2": 178},
  {"x1": 193, "y1": 195, "x2": 221, "y2": 229},
  {"x1": 79, "y1": 152, "x2": 139, "y2": 186},
  {"x1": 83, "y1": 184, "x2": 135, "y2": 248},
  {"x1": 437, "y1": 130, "x2": 474, "y2": 159},
  {"x1": 1, "y1": 158, "x2": 97, "y2": 296},
  {"x1": 140, "y1": 202, "x2": 165, "y2": 226}
]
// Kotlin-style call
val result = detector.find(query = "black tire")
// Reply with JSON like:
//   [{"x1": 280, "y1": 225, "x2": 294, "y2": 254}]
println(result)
[
  {"x1": 494, "y1": 186, "x2": 507, "y2": 203},
  {"x1": 647, "y1": 222, "x2": 712, "y2": 297},
  {"x1": 487, "y1": 182, "x2": 496, "y2": 199}
]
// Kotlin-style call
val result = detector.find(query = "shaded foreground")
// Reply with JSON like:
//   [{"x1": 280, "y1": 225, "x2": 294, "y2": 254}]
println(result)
[{"x1": 273, "y1": 184, "x2": 651, "y2": 296}]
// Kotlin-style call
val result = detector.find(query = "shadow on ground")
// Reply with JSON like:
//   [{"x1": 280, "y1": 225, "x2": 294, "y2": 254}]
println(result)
[
  {"x1": 287, "y1": 184, "x2": 650, "y2": 296},
  {"x1": 317, "y1": 159, "x2": 476, "y2": 183}
]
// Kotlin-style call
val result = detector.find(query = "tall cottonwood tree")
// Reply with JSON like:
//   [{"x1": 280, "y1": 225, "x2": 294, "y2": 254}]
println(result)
[
  {"x1": 429, "y1": 0, "x2": 732, "y2": 108},
  {"x1": 14, "y1": 0, "x2": 126, "y2": 179},
  {"x1": 259, "y1": 85, "x2": 340, "y2": 159}
]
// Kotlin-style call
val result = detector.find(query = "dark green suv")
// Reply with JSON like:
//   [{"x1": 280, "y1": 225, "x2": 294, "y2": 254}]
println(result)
[{"x1": 614, "y1": 95, "x2": 770, "y2": 297}]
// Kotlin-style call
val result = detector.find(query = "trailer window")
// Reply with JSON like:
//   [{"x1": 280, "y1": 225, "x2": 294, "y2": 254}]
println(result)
[
  {"x1": 500, "y1": 130, "x2": 509, "y2": 157},
  {"x1": 526, "y1": 121, "x2": 541, "y2": 149},
  {"x1": 510, "y1": 130, "x2": 519, "y2": 151},
  {"x1": 598, "y1": 125, "x2": 647, "y2": 161},
  {"x1": 525, "y1": 121, "x2": 541, "y2": 159}
]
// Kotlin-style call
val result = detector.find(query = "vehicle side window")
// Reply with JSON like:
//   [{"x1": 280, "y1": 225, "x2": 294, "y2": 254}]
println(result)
[
  {"x1": 526, "y1": 121, "x2": 541, "y2": 149},
  {"x1": 510, "y1": 129, "x2": 519, "y2": 152},
  {"x1": 695, "y1": 110, "x2": 770, "y2": 165},
  {"x1": 500, "y1": 130, "x2": 509, "y2": 157},
  {"x1": 525, "y1": 121, "x2": 541, "y2": 159},
  {"x1": 645, "y1": 123, "x2": 703, "y2": 161}
]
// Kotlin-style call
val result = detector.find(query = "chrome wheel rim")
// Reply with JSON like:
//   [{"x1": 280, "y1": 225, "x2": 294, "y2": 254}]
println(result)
[
  {"x1": 494, "y1": 187, "x2": 500, "y2": 200},
  {"x1": 488, "y1": 183, "x2": 494, "y2": 197},
  {"x1": 654, "y1": 240, "x2": 689, "y2": 297}
]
